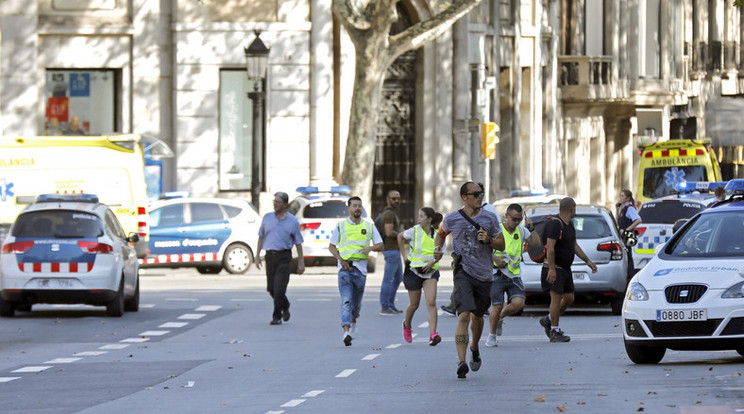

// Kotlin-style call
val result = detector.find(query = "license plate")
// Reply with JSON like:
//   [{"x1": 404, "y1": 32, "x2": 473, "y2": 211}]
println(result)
[
  {"x1": 656, "y1": 309, "x2": 707, "y2": 322},
  {"x1": 572, "y1": 272, "x2": 587, "y2": 280},
  {"x1": 36, "y1": 279, "x2": 75, "y2": 289}
]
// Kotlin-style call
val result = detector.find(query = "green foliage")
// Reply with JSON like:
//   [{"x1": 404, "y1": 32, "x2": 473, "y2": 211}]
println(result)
[{"x1": 736, "y1": 0, "x2": 744, "y2": 7}]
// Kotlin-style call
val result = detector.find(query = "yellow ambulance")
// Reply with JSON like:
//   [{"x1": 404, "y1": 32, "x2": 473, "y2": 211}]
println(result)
[
  {"x1": 637, "y1": 139, "x2": 722, "y2": 204},
  {"x1": 0, "y1": 135, "x2": 149, "y2": 257}
]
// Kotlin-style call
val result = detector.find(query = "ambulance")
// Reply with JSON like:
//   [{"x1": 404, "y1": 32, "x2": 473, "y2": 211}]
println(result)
[
  {"x1": 0, "y1": 135, "x2": 149, "y2": 257},
  {"x1": 637, "y1": 138, "x2": 721, "y2": 204}
]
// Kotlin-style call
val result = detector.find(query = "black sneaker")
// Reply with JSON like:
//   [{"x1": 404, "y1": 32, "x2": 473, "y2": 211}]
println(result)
[
  {"x1": 441, "y1": 306, "x2": 456, "y2": 317},
  {"x1": 469, "y1": 348, "x2": 482, "y2": 371},
  {"x1": 457, "y1": 361, "x2": 469, "y2": 379},
  {"x1": 270, "y1": 319, "x2": 282, "y2": 325},
  {"x1": 282, "y1": 308, "x2": 290, "y2": 322},
  {"x1": 549, "y1": 329, "x2": 571, "y2": 343},
  {"x1": 539, "y1": 316, "x2": 551, "y2": 338},
  {"x1": 391, "y1": 306, "x2": 404, "y2": 314},
  {"x1": 379, "y1": 307, "x2": 397, "y2": 316},
  {"x1": 343, "y1": 332, "x2": 353, "y2": 346}
]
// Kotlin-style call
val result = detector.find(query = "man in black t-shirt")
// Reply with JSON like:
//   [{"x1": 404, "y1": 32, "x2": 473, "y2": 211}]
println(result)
[{"x1": 539, "y1": 197, "x2": 597, "y2": 343}]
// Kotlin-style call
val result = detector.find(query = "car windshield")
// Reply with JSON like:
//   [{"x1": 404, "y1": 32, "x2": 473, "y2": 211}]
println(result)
[
  {"x1": 639, "y1": 200, "x2": 706, "y2": 224},
  {"x1": 12, "y1": 211, "x2": 103, "y2": 238},
  {"x1": 643, "y1": 166, "x2": 708, "y2": 199},
  {"x1": 302, "y1": 200, "x2": 367, "y2": 219},
  {"x1": 668, "y1": 211, "x2": 744, "y2": 257},
  {"x1": 532, "y1": 214, "x2": 611, "y2": 239}
]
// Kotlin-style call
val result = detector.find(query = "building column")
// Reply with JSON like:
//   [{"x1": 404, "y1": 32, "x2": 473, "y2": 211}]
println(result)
[
  {"x1": 452, "y1": 19, "x2": 470, "y2": 182},
  {"x1": 310, "y1": 0, "x2": 335, "y2": 186}
]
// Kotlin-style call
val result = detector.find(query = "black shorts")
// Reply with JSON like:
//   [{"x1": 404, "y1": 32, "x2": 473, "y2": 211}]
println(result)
[
  {"x1": 540, "y1": 266, "x2": 575, "y2": 294},
  {"x1": 403, "y1": 268, "x2": 440, "y2": 290},
  {"x1": 452, "y1": 268, "x2": 492, "y2": 316}
]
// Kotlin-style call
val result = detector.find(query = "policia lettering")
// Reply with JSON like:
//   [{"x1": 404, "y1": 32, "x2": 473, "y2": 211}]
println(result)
[
  {"x1": 408, "y1": 225, "x2": 439, "y2": 271},
  {"x1": 494, "y1": 223, "x2": 524, "y2": 275},
  {"x1": 336, "y1": 220, "x2": 374, "y2": 261}
]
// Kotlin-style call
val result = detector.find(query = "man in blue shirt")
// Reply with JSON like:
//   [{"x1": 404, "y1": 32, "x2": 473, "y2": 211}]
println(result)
[{"x1": 256, "y1": 192, "x2": 305, "y2": 325}]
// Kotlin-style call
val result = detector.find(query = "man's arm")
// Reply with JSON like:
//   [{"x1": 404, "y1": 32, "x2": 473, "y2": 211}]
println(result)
[
  {"x1": 525, "y1": 230, "x2": 541, "y2": 247},
  {"x1": 255, "y1": 236, "x2": 264, "y2": 270},
  {"x1": 490, "y1": 232, "x2": 506, "y2": 251},
  {"x1": 574, "y1": 242, "x2": 598, "y2": 273},
  {"x1": 328, "y1": 243, "x2": 350, "y2": 271},
  {"x1": 294, "y1": 243, "x2": 305, "y2": 275},
  {"x1": 433, "y1": 232, "x2": 446, "y2": 261}
]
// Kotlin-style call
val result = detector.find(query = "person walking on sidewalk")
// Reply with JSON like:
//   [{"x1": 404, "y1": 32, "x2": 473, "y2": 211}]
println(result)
[
  {"x1": 398, "y1": 207, "x2": 444, "y2": 346},
  {"x1": 539, "y1": 197, "x2": 597, "y2": 343},
  {"x1": 434, "y1": 182, "x2": 504, "y2": 379},
  {"x1": 485, "y1": 203, "x2": 541, "y2": 347},
  {"x1": 255, "y1": 192, "x2": 305, "y2": 325},
  {"x1": 329, "y1": 196, "x2": 384, "y2": 346},
  {"x1": 377, "y1": 190, "x2": 404, "y2": 315}
]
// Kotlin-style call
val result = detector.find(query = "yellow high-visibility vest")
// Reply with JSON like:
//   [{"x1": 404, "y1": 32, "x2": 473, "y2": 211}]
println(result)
[
  {"x1": 494, "y1": 223, "x2": 524, "y2": 275},
  {"x1": 337, "y1": 220, "x2": 373, "y2": 261},
  {"x1": 408, "y1": 225, "x2": 439, "y2": 270}
]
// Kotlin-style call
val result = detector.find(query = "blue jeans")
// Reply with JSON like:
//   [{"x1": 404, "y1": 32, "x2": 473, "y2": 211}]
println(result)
[
  {"x1": 380, "y1": 249, "x2": 403, "y2": 308},
  {"x1": 339, "y1": 266, "x2": 366, "y2": 327}
]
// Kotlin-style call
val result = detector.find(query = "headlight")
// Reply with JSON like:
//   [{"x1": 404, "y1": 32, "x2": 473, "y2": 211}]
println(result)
[
  {"x1": 722, "y1": 281, "x2": 744, "y2": 298},
  {"x1": 626, "y1": 282, "x2": 649, "y2": 301}
]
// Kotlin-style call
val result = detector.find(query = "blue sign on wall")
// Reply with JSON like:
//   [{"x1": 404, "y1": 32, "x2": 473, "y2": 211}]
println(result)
[{"x1": 69, "y1": 73, "x2": 90, "y2": 97}]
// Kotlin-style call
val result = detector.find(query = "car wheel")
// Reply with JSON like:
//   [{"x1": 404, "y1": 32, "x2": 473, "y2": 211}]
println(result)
[
  {"x1": 124, "y1": 278, "x2": 140, "y2": 312},
  {"x1": 624, "y1": 340, "x2": 665, "y2": 364},
  {"x1": 16, "y1": 302, "x2": 32, "y2": 313},
  {"x1": 223, "y1": 244, "x2": 253, "y2": 274},
  {"x1": 0, "y1": 297, "x2": 15, "y2": 317},
  {"x1": 197, "y1": 266, "x2": 222, "y2": 274},
  {"x1": 106, "y1": 278, "x2": 125, "y2": 317},
  {"x1": 610, "y1": 298, "x2": 623, "y2": 316}
]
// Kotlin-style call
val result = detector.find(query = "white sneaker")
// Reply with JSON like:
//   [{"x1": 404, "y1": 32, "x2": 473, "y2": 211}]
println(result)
[
  {"x1": 485, "y1": 333, "x2": 498, "y2": 347},
  {"x1": 350, "y1": 322, "x2": 357, "y2": 335}
]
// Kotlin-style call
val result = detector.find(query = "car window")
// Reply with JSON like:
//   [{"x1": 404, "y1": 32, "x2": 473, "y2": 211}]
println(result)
[
  {"x1": 642, "y1": 166, "x2": 708, "y2": 199},
  {"x1": 104, "y1": 210, "x2": 125, "y2": 239},
  {"x1": 303, "y1": 200, "x2": 349, "y2": 219},
  {"x1": 288, "y1": 201, "x2": 301, "y2": 215},
  {"x1": 12, "y1": 211, "x2": 103, "y2": 238},
  {"x1": 190, "y1": 203, "x2": 225, "y2": 222},
  {"x1": 223, "y1": 205, "x2": 242, "y2": 218},
  {"x1": 668, "y1": 211, "x2": 744, "y2": 257},
  {"x1": 639, "y1": 200, "x2": 705, "y2": 224},
  {"x1": 531, "y1": 214, "x2": 611, "y2": 239},
  {"x1": 150, "y1": 204, "x2": 185, "y2": 226}
]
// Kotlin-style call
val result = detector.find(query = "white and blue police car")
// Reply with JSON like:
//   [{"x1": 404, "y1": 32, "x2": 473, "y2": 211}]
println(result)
[
  {"x1": 0, "y1": 194, "x2": 140, "y2": 317},
  {"x1": 623, "y1": 179, "x2": 744, "y2": 364}
]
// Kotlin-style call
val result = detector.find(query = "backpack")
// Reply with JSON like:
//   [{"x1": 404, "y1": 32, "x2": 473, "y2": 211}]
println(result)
[
  {"x1": 526, "y1": 216, "x2": 563, "y2": 263},
  {"x1": 374, "y1": 207, "x2": 393, "y2": 242}
]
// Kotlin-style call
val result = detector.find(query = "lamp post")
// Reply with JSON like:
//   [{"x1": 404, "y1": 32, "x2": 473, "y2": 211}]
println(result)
[{"x1": 244, "y1": 30, "x2": 270, "y2": 212}]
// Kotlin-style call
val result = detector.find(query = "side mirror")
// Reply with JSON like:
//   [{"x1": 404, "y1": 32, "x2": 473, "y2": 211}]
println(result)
[{"x1": 127, "y1": 232, "x2": 140, "y2": 243}]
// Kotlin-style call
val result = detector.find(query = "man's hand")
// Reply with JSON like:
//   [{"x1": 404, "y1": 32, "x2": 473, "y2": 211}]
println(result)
[
  {"x1": 340, "y1": 259, "x2": 351, "y2": 271},
  {"x1": 546, "y1": 267, "x2": 556, "y2": 284},
  {"x1": 296, "y1": 260, "x2": 305, "y2": 275},
  {"x1": 255, "y1": 256, "x2": 262, "y2": 270},
  {"x1": 433, "y1": 246, "x2": 443, "y2": 261},
  {"x1": 493, "y1": 254, "x2": 506, "y2": 269},
  {"x1": 477, "y1": 228, "x2": 491, "y2": 244},
  {"x1": 587, "y1": 260, "x2": 598, "y2": 274}
]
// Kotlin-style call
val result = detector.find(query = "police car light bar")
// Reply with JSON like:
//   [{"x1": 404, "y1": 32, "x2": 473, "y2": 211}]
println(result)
[
  {"x1": 36, "y1": 194, "x2": 99, "y2": 203},
  {"x1": 296, "y1": 185, "x2": 352, "y2": 195},
  {"x1": 674, "y1": 181, "x2": 727, "y2": 193},
  {"x1": 724, "y1": 179, "x2": 744, "y2": 196},
  {"x1": 162, "y1": 191, "x2": 190, "y2": 199}
]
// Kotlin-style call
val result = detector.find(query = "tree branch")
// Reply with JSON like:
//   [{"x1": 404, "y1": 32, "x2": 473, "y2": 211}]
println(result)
[{"x1": 332, "y1": 0, "x2": 372, "y2": 31}]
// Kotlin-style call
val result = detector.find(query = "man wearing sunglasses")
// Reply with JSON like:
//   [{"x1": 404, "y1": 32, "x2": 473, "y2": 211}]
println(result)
[
  {"x1": 485, "y1": 204, "x2": 541, "y2": 347},
  {"x1": 434, "y1": 181, "x2": 504, "y2": 379}
]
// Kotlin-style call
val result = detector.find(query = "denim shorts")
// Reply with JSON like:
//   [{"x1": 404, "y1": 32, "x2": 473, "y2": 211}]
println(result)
[{"x1": 490, "y1": 271, "x2": 526, "y2": 305}]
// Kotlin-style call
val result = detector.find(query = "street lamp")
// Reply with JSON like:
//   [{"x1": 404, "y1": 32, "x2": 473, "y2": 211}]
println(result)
[{"x1": 244, "y1": 30, "x2": 270, "y2": 211}]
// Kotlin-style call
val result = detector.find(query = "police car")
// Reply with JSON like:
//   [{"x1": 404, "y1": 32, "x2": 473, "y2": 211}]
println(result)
[
  {"x1": 623, "y1": 179, "x2": 744, "y2": 364},
  {"x1": 0, "y1": 194, "x2": 140, "y2": 317},
  {"x1": 633, "y1": 182, "x2": 722, "y2": 271},
  {"x1": 288, "y1": 186, "x2": 377, "y2": 272},
  {"x1": 140, "y1": 196, "x2": 260, "y2": 274}
]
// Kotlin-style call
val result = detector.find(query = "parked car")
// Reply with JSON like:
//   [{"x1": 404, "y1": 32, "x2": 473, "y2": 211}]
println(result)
[
  {"x1": 492, "y1": 191, "x2": 566, "y2": 220},
  {"x1": 288, "y1": 186, "x2": 377, "y2": 272},
  {"x1": 0, "y1": 194, "x2": 140, "y2": 317},
  {"x1": 520, "y1": 204, "x2": 629, "y2": 315},
  {"x1": 141, "y1": 197, "x2": 259, "y2": 274},
  {"x1": 622, "y1": 179, "x2": 744, "y2": 364}
]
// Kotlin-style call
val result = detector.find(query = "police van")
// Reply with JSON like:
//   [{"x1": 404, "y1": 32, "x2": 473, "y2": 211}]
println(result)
[
  {"x1": 637, "y1": 138, "x2": 721, "y2": 204},
  {"x1": 0, "y1": 135, "x2": 149, "y2": 257}
]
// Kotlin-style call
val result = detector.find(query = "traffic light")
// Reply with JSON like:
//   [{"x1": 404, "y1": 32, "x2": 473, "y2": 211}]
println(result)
[{"x1": 480, "y1": 122, "x2": 499, "y2": 160}]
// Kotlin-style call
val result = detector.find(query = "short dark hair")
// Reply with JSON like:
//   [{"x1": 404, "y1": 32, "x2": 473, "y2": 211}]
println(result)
[
  {"x1": 347, "y1": 196, "x2": 362, "y2": 206},
  {"x1": 274, "y1": 192, "x2": 289, "y2": 204},
  {"x1": 459, "y1": 181, "x2": 484, "y2": 196},
  {"x1": 559, "y1": 197, "x2": 576, "y2": 212},
  {"x1": 506, "y1": 204, "x2": 523, "y2": 214}
]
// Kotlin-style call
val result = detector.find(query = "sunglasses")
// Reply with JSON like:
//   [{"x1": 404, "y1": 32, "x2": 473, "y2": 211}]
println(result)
[
  {"x1": 467, "y1": 191, "x2": 485, "y2": 197},
  {"x1": 507, "y1": 214, "x2": 523, "y2": 223}
]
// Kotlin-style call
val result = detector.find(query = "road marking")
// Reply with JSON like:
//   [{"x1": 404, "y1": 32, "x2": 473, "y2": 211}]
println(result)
[
  {"x1": 265, "y1": 411, "x2": 285, "y2": 414},
  {"x1": 100, "y1": 344, "x2": 130, "y2": 350},
  {"x1": 362, "y1": 354, "x2": 380, "y2": 360},
  {"x1": 160, "y1": 322, "x2": 189, "y2": 328},
  {"x1": 302, "y1": 390, "x2": 325, "y2": 397},
  {"x1": 140, "y1": 304, "x2": 155, "y2": 308},
  {"x1": 12, "y1": 366, "x2": 52, "y2": 373},
  {"x1": 417, "y1": 322, "x2": 429, "y2": 328},
  {"x1": 386, "y1": 344, "x2": 401, "y2": 349},
  {"x1": 335, "y1": 369, "x2": 356, "y2": 378},
  {"x1": 280, "y1": 399, "x2": 306, "y2": 407},
  {"x1": 0, "y1": 377, "x2": 20, "y2": 383},
  {"x1": 166, "y1": 298, "x2": 199, "y2": 302},
  {"x1": 139, "y1": 330, "x2": 170, "y2": 336},
  {"x1": 120, "y1": 337, "x2": 150, "y2": 343},
  {"x1": 195, "y1": 305, "x2": 222, "y2": 311},
  {"x1": 74, "y1": 351, "x2": 107, "y2": 356},
  {"x1": 44, "y1": 358, "x2": 82, "y2": 364},
  {"x1": 178, "y1": 313, "x2": 206, "y2": 320}
]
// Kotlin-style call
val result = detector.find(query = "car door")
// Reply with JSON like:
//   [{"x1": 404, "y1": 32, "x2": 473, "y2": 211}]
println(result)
[
  {"x1": 104, "y1": 210, "x2": 137, "y2": 291},
  {"x1": 148, "y1": 202, "x2": 187, "y2": 258},
  {"x1": 182, "y1": 202, "x2": 231, "y2": 257}
]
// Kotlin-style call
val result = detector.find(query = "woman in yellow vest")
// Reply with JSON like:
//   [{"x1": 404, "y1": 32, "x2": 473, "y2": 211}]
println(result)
[{"x1": 397, "y1": 207, "x2": 444, "y2": 346}]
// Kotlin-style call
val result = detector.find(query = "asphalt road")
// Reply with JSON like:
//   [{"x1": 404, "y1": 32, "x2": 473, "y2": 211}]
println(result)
[{"x1": 0, "y1": 265, "x2": 743, "y2": 413}]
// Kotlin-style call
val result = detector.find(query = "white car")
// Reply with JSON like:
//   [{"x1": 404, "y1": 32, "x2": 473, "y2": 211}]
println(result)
[
  {"x1": 623, "y1": 180, "x2": 744, "y2": 364},
  {"x1": 0, "y1": 194, "x2": 140, "y2": 317}
]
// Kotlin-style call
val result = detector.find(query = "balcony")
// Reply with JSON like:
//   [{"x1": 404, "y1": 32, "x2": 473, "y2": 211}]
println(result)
[{"x1": 558, "y1": 56, "x2": 628, "y2": 102}]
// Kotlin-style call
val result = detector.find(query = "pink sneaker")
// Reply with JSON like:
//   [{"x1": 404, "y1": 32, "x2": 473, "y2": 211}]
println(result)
[
  {"x1": 403, "y1": 320, "x2": 413, "y2": 343},
  {"x1": 429, "y1": 332, "x2": 441, "y2": 346}
]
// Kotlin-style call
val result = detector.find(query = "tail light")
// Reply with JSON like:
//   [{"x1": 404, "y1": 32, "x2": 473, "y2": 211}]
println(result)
[
  {"x1": 634, "y1": 227, "x2": 647, "y2": 236},
  {"x1": 78, "y1": 241, "x2": 113, "y2": 254},
  {"x1": 137, "y1": 206, "x2": 148, "y2": 238},
  {"x1": 300, "y1": 222, "x2": 321, "y2": 231},
  {"x1": 597, "y1": 242, "x2": 623, "y2": 260},
  {"x1": 2, "y1": 241, "x2": 34, "y2": 254}
]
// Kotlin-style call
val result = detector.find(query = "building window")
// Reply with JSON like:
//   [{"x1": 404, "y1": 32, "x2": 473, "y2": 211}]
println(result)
[
  {"x1": 639, "y1": 0, "x2": 661, "y2": 78},
  {"x1": 44, "y1": 69, "x2": 118, "y2": 135}
]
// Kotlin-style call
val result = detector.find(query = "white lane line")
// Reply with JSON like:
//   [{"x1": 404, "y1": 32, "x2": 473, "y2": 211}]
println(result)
[
  {"x1": 12, "y1": 366, "x2": 52, "y2": 373},
  {"x1": 386, "y1": 344, "x2": 401, "y2": 349},
  {"x1": 140, "y1": 304, "x2": 155, "y2": 308},
  {"x1": 139, "y1": 330, "x2": 170, "y2": 336},
  {"x1": 120, "y1": 337, "x2": 150, "y2": 343},
  {"x1": 166, "y1": 298, "x2": 199, "y2": 302},
  {"x1": 74, "y1": 351, "x2": 107, "y2": 356},
  {"x1": 265, "y1": 411, "x2": 285, "y2": 414},
  {"x1": 302, "y1": 390, "x2": 325, "y2": 397},
  {"x1": 362, "y1": 354, "x2": 380, "y2": 361},
  {"x1": 160, "y1": 322, "x2": 189, "y2": 328},
  {"x1": 178, "y1": 313, "x2": 206, "y2": 320},
  {"x1": 280, "y1": 399, "x2": 306, "y2": 408},
  {"x1": 44, "y1": 358, "x2": 82, "y2": 364},
  {"x1": 0, "y1": 377, "x2": 21, "y2": 383},
  {"x1": 100, "y1": 344, "x2": 130, "y2": 350},
  {"x1": 417, "y1": 321, "x2": 429, "y2": 328},
  {"x1": 335, "y1": 369, "x2": 356, "y2": 378},
  {"x1": 195, "y1": 305, "x2": 222, "y2": 311}
]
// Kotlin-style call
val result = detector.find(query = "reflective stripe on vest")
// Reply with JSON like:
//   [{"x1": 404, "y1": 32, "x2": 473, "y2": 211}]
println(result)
[
  {"x1": 493, "y1": 223, "x2": 524, "y2": 275},
  {"x1": 337, "y1": 220, "x2": 373, "y2": 261},
  {"x1": 408, "y1": 225, "x2": 439, "y2": 270}
]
